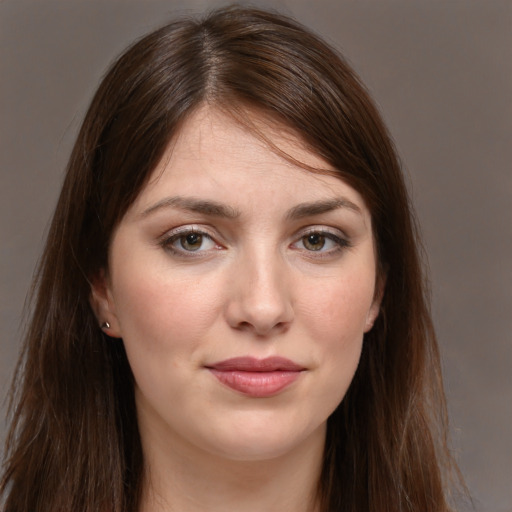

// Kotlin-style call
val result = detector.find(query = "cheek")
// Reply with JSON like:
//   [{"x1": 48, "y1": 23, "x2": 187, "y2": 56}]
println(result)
[
  {"x1": 111, "y1": 264, "x2": 225, "y2": 357},
  {"x1": 300, "y1": 269, "x2": 376, "y2": 343},
  {"x1": 298, "y1": 270, "x2": 375, "y2": 403}
]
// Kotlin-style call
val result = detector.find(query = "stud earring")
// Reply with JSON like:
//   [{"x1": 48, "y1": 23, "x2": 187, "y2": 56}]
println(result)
[{"x1": 101, "y1": 321, "x2": 111, "y2": 330}]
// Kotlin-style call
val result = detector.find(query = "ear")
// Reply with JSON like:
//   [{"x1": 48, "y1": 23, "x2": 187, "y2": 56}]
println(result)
[
  {"x1": 89, "y1": 269, "x2": 122, "y2": 338},
  {"x1": 364, "y1": 273, "x2": 386, "y2": 333}
]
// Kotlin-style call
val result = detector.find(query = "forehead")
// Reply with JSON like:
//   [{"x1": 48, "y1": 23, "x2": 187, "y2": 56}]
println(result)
[{"x1": 127, "y1": 106, "x2": 370, "y2": 218}]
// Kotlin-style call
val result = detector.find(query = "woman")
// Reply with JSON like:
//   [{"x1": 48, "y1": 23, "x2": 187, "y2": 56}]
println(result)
[{"x1": 1, "y1": 6, "x2": 463, "y2": 512}]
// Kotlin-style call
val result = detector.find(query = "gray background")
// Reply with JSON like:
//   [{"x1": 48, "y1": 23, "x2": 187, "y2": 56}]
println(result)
[{"x1": 1, "y1": 1, "x2": 510, "y2": 511}]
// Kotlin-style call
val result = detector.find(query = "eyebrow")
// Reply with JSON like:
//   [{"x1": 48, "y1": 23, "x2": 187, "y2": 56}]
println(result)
[
  {"x1": 285, "y1": 197, "x2": 362, "y2": 220},
  {"x1": 140, "y1": 195, "x2": 362, "y2": 220},
  {"x1": 140, "y1": 196, "x2": 241, "y2": 219}
]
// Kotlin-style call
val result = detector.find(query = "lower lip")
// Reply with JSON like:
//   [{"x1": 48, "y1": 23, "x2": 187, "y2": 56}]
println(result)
[{"x1": 208, "y1": 369, "x2": 302, "y2": 397}]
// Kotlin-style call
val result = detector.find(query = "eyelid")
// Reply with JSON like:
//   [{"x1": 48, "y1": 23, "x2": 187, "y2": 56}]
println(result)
[
  {"x1": 157, "y1": 225, "x2": 223, "y2": 256},
  {"x1": 156, "y1": 224, "x2": 351, "y2": 259},
  {"x1": 159, "y1": 224, "x2": 211, "y2": 237},
  {"x1": 291, "y1": 225, "x2": 352, "y2": 255},
  {"x1": 299, "y1": 225, "x2": 348, "y2": 238},
  {"x1": 297, "y1": 225, "x2": 350, "y2": 244}
]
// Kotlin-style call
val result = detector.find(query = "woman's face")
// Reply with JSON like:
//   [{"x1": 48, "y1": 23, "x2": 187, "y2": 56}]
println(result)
[{"x1": 93, "y1": 107, "x2": 381, "y2": 463}]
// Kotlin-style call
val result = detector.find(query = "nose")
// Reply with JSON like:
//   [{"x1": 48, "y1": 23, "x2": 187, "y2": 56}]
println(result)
[{"x1": 224, "y1": 250, "x2": 294, "y2": 337}]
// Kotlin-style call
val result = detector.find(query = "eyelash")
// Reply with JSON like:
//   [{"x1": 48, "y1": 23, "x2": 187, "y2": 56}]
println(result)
[
  {"x1": 292, "y1": 228, "x2": 351, "y2": 257},
  {"x1": 158, "y1": 226, "x2": 351, "y2": 258},
  {"x1": 158, "y1": 227, "x2": 221, "y2": 257}
]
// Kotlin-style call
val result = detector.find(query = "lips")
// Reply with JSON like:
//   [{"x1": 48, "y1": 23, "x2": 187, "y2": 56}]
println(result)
[{"x1": 206, "y1": 357, "x2": 305, "y2": 398}]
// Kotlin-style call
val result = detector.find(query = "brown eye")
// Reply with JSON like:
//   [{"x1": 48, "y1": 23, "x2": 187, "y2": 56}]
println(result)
[
  {"x1": 302, "y1": 233, "x2": 326, "y2": 251},
  {"x1": 292, "y1": 229, "x2": 350, "y2": 255},
  {"x1": 162, "y1": 229, "x2": 218, "y2": 255},
  {"x1": 180, "y1": 233, "x2": 203, "y2": 251}
]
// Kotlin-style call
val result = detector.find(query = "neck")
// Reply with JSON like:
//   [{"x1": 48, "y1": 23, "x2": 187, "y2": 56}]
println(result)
[{"x1": 138, "y1": 424, "x2": 325, "y2": 512}]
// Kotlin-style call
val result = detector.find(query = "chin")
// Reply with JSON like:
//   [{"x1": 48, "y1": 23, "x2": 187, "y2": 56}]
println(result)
[{"x1": 198, "y1": 416, "x2": 327, "y2": 463}]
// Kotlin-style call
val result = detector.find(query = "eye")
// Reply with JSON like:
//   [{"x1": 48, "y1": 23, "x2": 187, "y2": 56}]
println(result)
[
  {"x1": 292, "y1": 229, "x2": 350, "y2": 255},
  {"x1": 160, "y1": 228, "x2": 220, "y2": 255},
  {"x1": 177, "y1": 232, "x2": 209, "y2": 252},
  {"x1": 302, "y1": 232, "x2": 330, "y2": 251}
]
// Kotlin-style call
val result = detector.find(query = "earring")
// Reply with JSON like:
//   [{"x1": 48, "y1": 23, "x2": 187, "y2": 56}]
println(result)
[{"x1": 101, "y1": 321, "x2": 111, "y2": 330}]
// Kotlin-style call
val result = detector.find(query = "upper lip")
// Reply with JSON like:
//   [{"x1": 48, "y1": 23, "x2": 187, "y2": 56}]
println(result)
[{"x1": 206, "y1": 356, "x2": 305, "y2": 372}]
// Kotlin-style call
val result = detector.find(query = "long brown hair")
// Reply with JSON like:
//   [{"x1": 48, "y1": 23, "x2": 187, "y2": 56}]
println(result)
[{"x1": 1, "y1": 6, "x2": 462, "y2": 511}]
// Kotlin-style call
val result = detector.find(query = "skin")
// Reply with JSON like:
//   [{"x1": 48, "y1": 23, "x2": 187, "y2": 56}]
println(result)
[{"x1": 92, "y1": 106, "x2": 382, "y2": 512}]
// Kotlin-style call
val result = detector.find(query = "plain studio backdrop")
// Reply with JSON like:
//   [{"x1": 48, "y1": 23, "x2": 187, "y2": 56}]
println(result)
[{"x1": 0, "y1": 1, "x2": 510, "y2": 511}]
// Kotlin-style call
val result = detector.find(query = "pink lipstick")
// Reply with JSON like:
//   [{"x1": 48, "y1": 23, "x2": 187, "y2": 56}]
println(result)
[{"x1": 206, "y1": 357, "x2": 304, "y2": 398}]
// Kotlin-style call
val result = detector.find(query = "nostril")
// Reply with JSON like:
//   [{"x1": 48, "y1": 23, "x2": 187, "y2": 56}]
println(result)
[
  {"x1": 238, "y1": 321, "x2": 252, "y2": 331},
  {"x1": 234, "y1": 319, "x2": 291, "y2": 336},
  {"x1": 225, "y1": 277, "x2": 295, "y2": 335}
]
